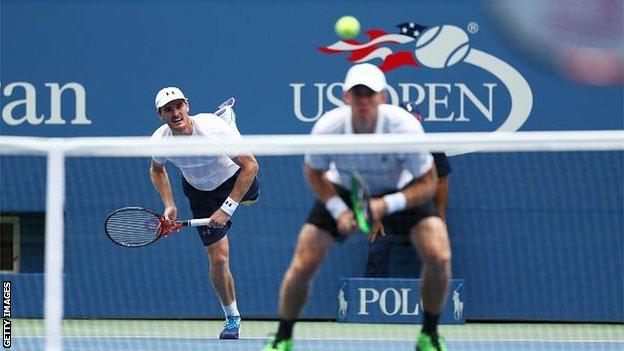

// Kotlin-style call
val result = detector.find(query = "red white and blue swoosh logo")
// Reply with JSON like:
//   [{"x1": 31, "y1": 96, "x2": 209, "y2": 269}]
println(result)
[
  {"x1": 318, "y1": 22, "x2": 428, "y2": 72},
  {"x1": 317, "y1": 21, "x2": 534, "y2": 154}
]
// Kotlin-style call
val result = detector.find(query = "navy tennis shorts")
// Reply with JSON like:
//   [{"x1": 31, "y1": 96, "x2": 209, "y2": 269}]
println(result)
[
  {"x1": 306, "y1": 182, "x2": 438, "y2": 243},
  {"x1": 182, "y1": 169, "x2": 259, "y2": 246}
]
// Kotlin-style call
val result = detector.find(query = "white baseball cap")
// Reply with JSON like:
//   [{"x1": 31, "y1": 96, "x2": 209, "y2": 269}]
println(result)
[
  {"x1": 343, "y1": 63, "x2": 387, "y2": 92},
  {"x1": 155, "y1": 87, "x2": 188, "y2": 110}
]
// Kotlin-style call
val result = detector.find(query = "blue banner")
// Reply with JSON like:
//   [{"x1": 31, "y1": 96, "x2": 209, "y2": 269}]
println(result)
[{"x1": 1, "y1": 0, "x2": 622, "y2": 138}]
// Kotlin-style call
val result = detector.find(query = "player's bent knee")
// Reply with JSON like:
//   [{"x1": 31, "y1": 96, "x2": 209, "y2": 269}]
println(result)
[
  {"x1": 418, "y1": 240, "x2": 451, "y2": 267},
  {"x1": 210, "y1": 256, "x2": 229, "y2": 269},
  {"x1": 289, "y1": 260, "x2": 320, "y2": 280},
  {"x1": 411, "y1": 217, "x2": 451, "y2": 264},
  {"x1": 207, "y1": 249, "x2": 229, "y2": 268},
  {"x1": 424, "y1": 247, "x2": 451, "y2": 267},
  {"x1": 290, "y1": 248, "x2": 325, "y2": 277}
]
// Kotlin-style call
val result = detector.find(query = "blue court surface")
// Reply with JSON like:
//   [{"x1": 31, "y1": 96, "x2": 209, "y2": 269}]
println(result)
[{"x1": 10, "y1": 320, "x2": 624, "y2": 351}]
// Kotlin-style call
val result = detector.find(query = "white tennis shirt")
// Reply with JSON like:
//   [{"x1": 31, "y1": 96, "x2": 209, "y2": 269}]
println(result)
[
  {"x1": 151, "y1": 114, "x2": 241, "y2": 191},
  {"x1": 305, "y1": 104, "x2": 433, "y2": 195}
]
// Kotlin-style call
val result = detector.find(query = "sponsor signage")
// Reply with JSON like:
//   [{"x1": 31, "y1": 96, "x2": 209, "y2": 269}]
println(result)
[{"x1": 338, "y1": 278, "x2": 465, "y2": 324}]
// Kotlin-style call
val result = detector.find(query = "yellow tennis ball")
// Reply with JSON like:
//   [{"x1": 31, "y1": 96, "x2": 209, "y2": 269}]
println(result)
[{"x1": 335, "y1": 16, "x2": 360, "y2": 39}]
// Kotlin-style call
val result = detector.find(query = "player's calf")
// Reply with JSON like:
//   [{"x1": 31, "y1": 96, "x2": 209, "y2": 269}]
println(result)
[{"x1": 409, "y1": 216, "x2": 451, "y2": 348}]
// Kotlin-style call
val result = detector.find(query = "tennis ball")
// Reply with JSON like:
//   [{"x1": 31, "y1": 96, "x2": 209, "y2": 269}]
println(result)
[
  {"x1": 335, "y1": 16, "x2": 360, "y2": 40},
  {"x1": 414, "y1": 25, "x2": 470, "y2": 69}
]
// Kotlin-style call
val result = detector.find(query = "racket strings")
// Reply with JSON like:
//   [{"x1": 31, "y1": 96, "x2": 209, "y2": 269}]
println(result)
[{"x1": 105, "y1": 209, "x2": 162, "y2": 247}]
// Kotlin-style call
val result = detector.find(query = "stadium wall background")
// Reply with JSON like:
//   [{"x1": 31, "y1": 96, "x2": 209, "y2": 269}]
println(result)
[{"x1": 1, "y1": 0, "x2": 622, "y2": 322}]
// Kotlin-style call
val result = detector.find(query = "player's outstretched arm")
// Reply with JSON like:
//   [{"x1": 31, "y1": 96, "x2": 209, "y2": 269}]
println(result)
[
  {"x1": 229, "y1": 155, "x2": 259, "y2": 203},
  {"x1": 149, "y1": 160, "x2": 177, "y2": 221},
  {"x1": 207, "y1": 155, "x2": 259, "y2": 229}
]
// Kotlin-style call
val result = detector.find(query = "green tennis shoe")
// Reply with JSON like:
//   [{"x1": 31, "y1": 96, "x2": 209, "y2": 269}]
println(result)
[
  {"x1": 263, "y1": 336, "x2": 293, "y2": 351},
  {"x1": 416, "y1": 332, "x2": 448, "y2": 351}
]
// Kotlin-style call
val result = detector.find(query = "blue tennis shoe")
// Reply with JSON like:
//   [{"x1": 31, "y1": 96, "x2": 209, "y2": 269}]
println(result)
[{"x1": 219, "y1": 315, "x2": 241, "y2": 339}]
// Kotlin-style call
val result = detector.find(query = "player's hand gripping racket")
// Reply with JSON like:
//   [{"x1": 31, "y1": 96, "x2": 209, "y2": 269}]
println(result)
[
  {"x1": 104, "y1": 207, "x2": 211, "y2": 248},
  {"x1": 350, "y1": 173, "x2": 385, "y2": 242}
]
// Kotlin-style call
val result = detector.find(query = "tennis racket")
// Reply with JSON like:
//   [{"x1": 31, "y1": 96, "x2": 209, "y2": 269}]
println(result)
[
  {"x1": 350, "y1": 172, "x2": 373, "y2": 234},
  {"x1": 350, "y1": 173, "x2": 385, "y2": 240},
  {"x1": 104, "y1": 207, "x2": 211, "y2": 248}
]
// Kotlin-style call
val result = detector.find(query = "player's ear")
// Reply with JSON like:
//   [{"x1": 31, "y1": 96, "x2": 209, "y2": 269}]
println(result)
[
  {"x1": 156, "y1": 108, "x2": 164, "y2": 120},
  {"x1": 379, "y1": 90, "x2": 388, "y2": 104},
  {"x1": 343, "y1": 91, "x2": 352, "y2": 104}
]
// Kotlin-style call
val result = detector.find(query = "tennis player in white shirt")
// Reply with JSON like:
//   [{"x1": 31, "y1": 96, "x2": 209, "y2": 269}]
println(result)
[
  {"x1": 264, "y1": 64, "x2": 451, "y2": 351},
  {"x1": 150, "y1": 87, "x2": 259, "y2": 340}
]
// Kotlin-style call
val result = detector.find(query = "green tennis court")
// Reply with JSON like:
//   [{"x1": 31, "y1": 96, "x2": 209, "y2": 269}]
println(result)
[{"x1": 10, "y1": 319, "x2": 624, "y2": 351}]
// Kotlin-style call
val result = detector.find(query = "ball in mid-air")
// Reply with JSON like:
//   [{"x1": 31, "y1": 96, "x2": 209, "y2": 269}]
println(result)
[{"x1": 335, "y1": 16, "x2": 360, "y2": 39}]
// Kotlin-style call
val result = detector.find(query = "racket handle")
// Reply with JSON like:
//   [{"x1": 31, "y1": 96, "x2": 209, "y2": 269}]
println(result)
[{"x1": 187, "y1": 218, "x2": 212, "y2": 227}]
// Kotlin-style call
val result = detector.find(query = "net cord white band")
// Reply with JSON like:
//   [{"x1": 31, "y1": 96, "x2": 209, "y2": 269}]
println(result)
[{"x1": 1, "y1": 131, "x2": 622, "y2": 157}]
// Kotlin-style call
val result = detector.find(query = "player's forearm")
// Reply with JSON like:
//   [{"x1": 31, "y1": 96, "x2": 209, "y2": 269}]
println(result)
[
  {"x1": 304, "y1": 165, "x2": 338, "y2": 202},
  {"x1": 150, "y1": 165, "x2": 176, "y2": 207},
  {"x1": 228, "y1": 158, "x2": 259, "y2": 202},
  {"x1": 382, "y1": 167, "x2": 437, "y2": 215},
  {"x1": 435, "y1": 176, "x2": 449, "y2": 221},
  {"x1": 402, "y1": 167, "x2": 438, "y2": 208},
  {"x1": 306, "y1": 165, "x2": 349, "y2": 220}
]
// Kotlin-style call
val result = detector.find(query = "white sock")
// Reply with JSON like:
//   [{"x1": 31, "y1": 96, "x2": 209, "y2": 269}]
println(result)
[{"x1": 222, "y1": 300, "x2": 240, "y2": 318}]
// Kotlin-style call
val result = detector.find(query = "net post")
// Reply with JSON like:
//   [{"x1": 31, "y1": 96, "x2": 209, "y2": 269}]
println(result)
[{"x1": 44, "y1": 146, "x2": 65, "y2": 351}]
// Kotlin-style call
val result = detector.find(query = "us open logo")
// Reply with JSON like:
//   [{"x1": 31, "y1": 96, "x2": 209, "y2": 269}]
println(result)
[{"x1": 290, "y1": 20, "x2": 533, "y2": 142}]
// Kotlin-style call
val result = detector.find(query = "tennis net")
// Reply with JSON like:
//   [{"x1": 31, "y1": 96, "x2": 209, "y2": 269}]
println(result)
[{"x1": 0, "y1": 130, "x2": 622, "y2": 351}]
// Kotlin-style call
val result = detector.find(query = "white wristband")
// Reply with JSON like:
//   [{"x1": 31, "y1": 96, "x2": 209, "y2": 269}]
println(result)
[
  {"x1": 220, "y1": 197, "x2": 239, "y2": 216},
  {"x1": 325, "y1": 195, "x2": 349, "y2": 220},
  {"x1": 383, "y1": 192, "x2": 407, "y2": 215}
]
